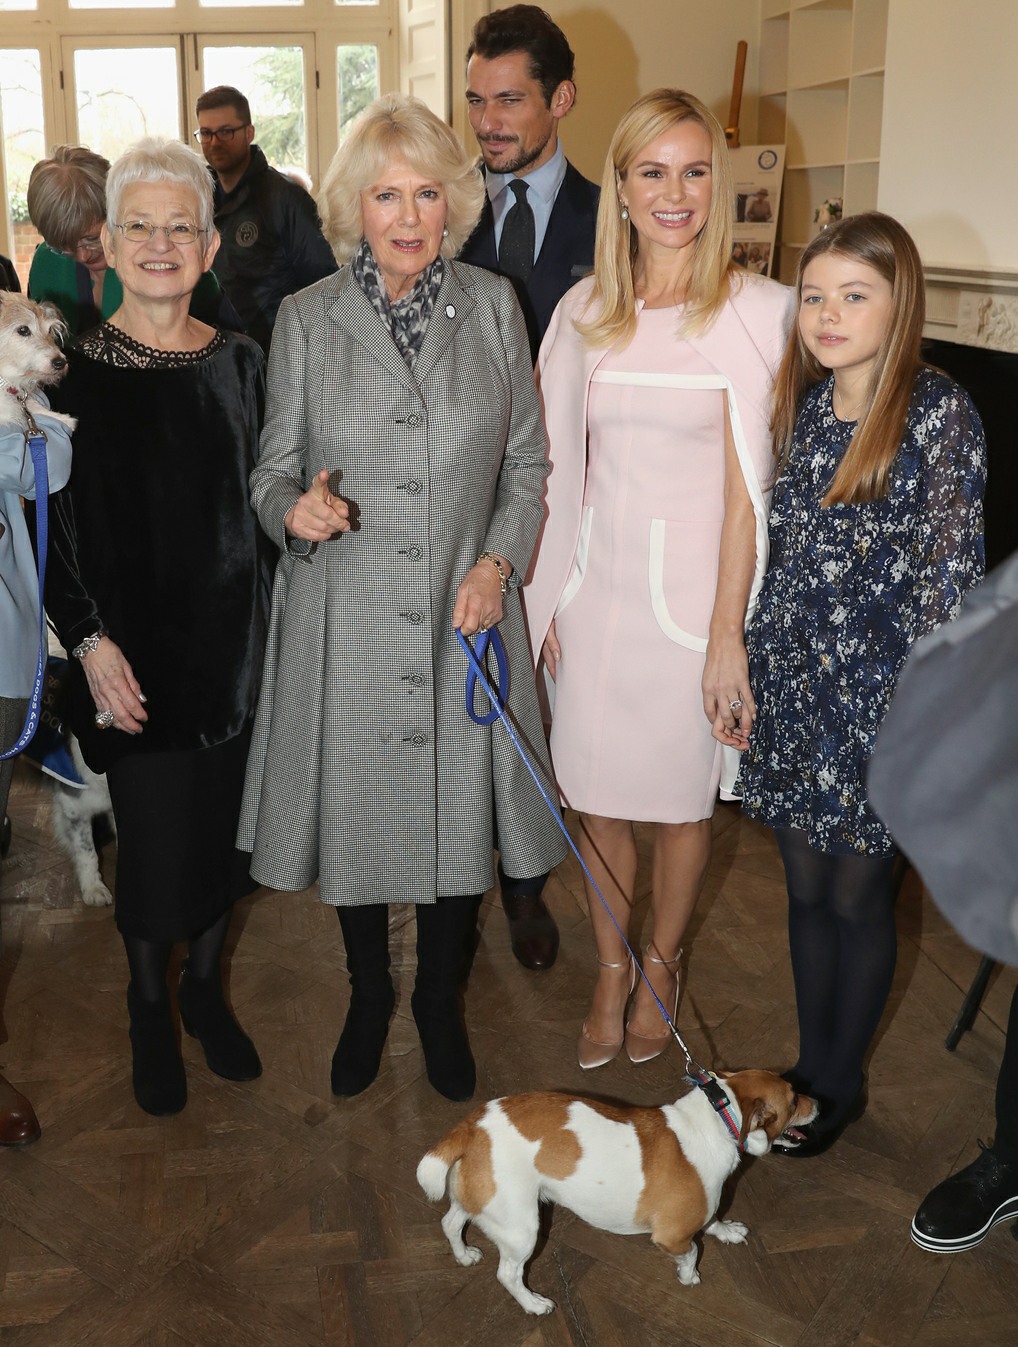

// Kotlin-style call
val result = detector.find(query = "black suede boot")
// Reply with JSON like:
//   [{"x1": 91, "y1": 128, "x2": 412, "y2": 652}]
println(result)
[
  {"x1": 127, "y1": 986, "x2": 187, "y2": 1116},
  {"x1": 411, "y1": 894, "x2": 480, "y2": 1102},
  {"x1": 332, "y1": 905, "x2": 396, "y2": 1097},
  {"x1": 178, "y1": 962, "x2": 262, "y2": 1081}
]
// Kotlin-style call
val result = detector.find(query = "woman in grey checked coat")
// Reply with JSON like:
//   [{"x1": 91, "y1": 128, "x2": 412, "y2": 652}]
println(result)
[{"x1": 238, "y1": 94, "x2": 566, "y2": 1102}]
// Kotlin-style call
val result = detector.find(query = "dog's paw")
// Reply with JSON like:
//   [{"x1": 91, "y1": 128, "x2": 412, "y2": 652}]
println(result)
[
  {"x1": 455, "y1": 1246, "x2": 483, "y2": 1267},
  {"x1": 673, "y1": 1249, "x2": 701, "y2": 1286},
  {"x1": 705, "y1": 1218, "x2": 749, "y2": 1245},
  {"x1": 81, "y1": 881, "x2": 113, "y2": 908},
  {"x1": 516, "y1": 1291, "x2": 555, "y2": 1315}
]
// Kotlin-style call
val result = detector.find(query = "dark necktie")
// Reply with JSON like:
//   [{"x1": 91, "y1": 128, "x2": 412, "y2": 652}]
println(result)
[{"x1": 498, "y1": 179, "x2": 535, "y2": 284}]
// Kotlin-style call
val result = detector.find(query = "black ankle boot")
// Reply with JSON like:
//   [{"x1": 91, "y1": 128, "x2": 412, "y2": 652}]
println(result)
[
  {"x1": 127, "y1": 986, "x2": 187, "y2": 1116},
  {"x1": 178, "y1": 962, "x2": 261, "y2": 1082},
  {"x1": 331, "y1": 984, "x2": 397, "y2": 1097},
  {"x1": 410, "y1": 989, "x2": 475, "y2": 1102}
]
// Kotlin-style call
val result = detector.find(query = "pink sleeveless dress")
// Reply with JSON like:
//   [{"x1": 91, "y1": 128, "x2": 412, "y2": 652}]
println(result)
[{"x1": 548, "y1": 305, "x2": 727, "y2": 823}]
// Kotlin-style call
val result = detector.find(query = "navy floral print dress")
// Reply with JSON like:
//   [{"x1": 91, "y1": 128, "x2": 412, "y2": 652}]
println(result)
[{"x1": 738, "y1": 368, "x2": 986, "y2": 855}]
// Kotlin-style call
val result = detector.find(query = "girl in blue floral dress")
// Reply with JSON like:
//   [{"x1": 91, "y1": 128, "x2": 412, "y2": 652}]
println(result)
[{"x1": 736, "y1": 213, "x2": 986, "y2": 1156}]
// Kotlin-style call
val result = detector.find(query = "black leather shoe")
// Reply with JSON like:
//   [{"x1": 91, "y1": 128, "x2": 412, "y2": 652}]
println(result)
[
  {"x1": 911, "y1": 1143, "x2": 1018, "y2": 1252},
  {"x1": 772, "y1": 1085, "x2": 866, "y2": 1158},
  {"x1": 0, "y1": 1073, "x2": 40, "y2": 1146},
  {"x1": 501, "y1": 888, "x2": 559, "y2": 970}
]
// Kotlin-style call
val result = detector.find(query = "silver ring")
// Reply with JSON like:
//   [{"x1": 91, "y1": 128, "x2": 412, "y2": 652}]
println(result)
[
  {"x1": 95, "y1": 709, "x2": 115, "y2": 729},
  {"x1": 729, "y1": 698, "x2": 743, "y2": 712},
  {"x1": 478, "y1": 623, "x2": 489, "y2": 633}
]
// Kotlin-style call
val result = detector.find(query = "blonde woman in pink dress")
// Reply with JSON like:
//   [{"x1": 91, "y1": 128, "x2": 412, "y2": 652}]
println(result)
[{"x1": 525, "y1": 90, "x2": 793, "y2": 1068}]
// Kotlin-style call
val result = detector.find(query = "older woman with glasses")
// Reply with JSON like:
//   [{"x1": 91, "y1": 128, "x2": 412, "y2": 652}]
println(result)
[
  {"x1": 27, "y1": 143, "x2": 233, "y2": 337},
  {"x1": 40, "y1": 138, "x2": 273, "y2": 1118}
]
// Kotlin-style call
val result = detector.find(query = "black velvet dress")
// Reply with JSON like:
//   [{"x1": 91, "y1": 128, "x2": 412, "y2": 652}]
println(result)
[{"x1": 44, "y1": 325, "x2": 274, "y2": 940}]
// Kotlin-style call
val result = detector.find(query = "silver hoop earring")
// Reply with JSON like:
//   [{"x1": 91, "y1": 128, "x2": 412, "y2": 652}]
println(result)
[{"x1": 620, "y1": 205, "x2": 629, "y2": 221}]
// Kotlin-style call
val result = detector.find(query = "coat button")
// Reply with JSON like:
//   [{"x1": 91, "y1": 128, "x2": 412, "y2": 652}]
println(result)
[
  {"x1": 399, "y1": 480, "x2": 422, "y2": 494},
  {"x1": 406, "y1": 546, "x2": 423, "y2": 560},
  {"x1": 401, "y1": 611, "x2": 424, "y2": 624},
  {"x1": 405, "y1": 414, "x2": 422, "y2": 427}
]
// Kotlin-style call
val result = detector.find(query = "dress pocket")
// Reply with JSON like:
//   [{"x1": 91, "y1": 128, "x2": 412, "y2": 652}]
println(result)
[
  {"x1": 648, "y1": 518, "x2": 718, "y2": 652},
  {"x1": 554, "y1": 506, "x2": 593, "y2": 617}
]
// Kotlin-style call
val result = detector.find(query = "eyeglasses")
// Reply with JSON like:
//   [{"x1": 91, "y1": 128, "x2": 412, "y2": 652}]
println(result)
[
  {"x1": 60, "y1": 234, "x2": 104, "y2": 259},
  {"x1": 193, "y1": 124, "x2": 249, "y2": 144},
  {"x1": 114, "y1": 221, "x2": 207, "y2": 245}
]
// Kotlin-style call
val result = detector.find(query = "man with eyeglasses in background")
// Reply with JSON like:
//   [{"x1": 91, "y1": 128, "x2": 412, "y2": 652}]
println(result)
[{"x1": 195, "y1": 85, "x2": 336, "y2": 353}]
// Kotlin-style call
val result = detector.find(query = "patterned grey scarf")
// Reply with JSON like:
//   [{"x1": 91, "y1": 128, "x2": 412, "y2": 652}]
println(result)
[{"x1": 352, "y1": 237, "x2": 445, "y2": 368}]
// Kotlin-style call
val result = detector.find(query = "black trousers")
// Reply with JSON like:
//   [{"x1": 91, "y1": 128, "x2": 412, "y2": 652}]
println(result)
[{"x1": 995, "y1": 980, "x2": 1018, "y2": 1165}]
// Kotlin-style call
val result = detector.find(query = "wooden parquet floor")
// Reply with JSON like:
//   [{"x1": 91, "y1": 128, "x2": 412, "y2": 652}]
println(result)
[{"x1": 0, "y1": 759, "x2": 1015, "y2": 1347}]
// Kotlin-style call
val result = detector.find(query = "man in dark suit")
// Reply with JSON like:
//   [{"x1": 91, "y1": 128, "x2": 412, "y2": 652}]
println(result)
[
  {"x1": 462, "y1": 5, "x2": 599, "y2": 363},
  {"x1": 461, "y1": 6, "x2": 600, "y2": 971}
]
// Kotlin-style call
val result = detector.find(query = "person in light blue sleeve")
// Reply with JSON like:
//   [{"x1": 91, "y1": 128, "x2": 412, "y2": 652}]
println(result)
[{"x1": 0, "y1": 386, "x2": 74, "y2": 1146}]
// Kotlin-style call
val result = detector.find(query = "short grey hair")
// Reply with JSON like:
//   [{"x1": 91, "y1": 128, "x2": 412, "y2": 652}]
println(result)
[
  {"x1": 105, "y1": 137, "x2": 216, "y2": 238},
  {"x1": 320, "y1": 93, "x2": 484, "y2": 263},
  {"x1": 27, "y1": 146, "x2": 110, "y2": 253}
]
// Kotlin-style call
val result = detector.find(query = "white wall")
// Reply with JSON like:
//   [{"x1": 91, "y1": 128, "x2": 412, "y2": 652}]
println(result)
[
  {"x1": 534, "y1": 1, "x2": 761, "y2": 182},
  {"x1": 879, "y1": 0, "x2": 1018, "y2": 274}
]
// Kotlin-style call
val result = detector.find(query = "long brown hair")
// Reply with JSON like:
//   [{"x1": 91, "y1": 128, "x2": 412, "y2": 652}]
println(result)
[
  {"x1": 577, "y1": 89, "x2": 737, "y2": 349},
  {"x1": 771, "y1": 211, "x2": 926, "y2": 505}
]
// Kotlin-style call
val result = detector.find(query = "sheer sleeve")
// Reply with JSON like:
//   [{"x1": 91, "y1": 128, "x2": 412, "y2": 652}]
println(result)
[{"x1": 907, "y1": 379, "x2": 986, "y2": 645}]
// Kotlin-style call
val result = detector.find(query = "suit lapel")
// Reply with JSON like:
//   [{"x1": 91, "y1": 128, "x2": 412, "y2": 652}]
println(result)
[
  {"x1": 461, "y1": 198, "x2": 498, "y2": 269},
  {"x1": 411, "y1": 266, "x2": 475, "y2": 388},
  {"x1": 325, "y1": 271, "x2": 420, "y2": 396}
]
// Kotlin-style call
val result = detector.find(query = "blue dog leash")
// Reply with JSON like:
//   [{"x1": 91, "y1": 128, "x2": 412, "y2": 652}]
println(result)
[
  {"x1": 457, "y1": 626, "x2": 741, "y2": 1145},
  {"x1": 1, "y1": 397, "x2": 50, "y2": 761}
]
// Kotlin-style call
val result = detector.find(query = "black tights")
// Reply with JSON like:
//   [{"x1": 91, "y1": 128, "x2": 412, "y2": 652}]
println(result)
[
  {"x1": 775, "y1": 827, "x2": 902, "y2": 1120},
  {"x1": 122, "y1": 909, "x2": 232, "y2": 1005}
]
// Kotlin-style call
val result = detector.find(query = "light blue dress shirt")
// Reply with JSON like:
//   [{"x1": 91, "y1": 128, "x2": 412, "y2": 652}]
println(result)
[{"x1": 486, "y1": 141, "x2": 568, "y2": 264}]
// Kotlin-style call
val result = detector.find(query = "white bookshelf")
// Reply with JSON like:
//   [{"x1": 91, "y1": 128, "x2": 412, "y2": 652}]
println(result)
[{"x1": 759, "y1": 0, "x2": 889, "y2": 283}]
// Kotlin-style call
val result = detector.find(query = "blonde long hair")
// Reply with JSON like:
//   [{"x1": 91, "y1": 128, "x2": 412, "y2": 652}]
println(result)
[
  {"x1": 772, "y1": 211, "x2": 926, "y2": 506},
  {"x1": 577, "y1": 88, "x2": 737, "y2": 349}
]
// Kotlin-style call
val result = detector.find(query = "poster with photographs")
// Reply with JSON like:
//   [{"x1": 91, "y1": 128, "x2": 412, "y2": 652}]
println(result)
[{"x1": 730, "y1": 145, "x2": 784, "y2": 279}]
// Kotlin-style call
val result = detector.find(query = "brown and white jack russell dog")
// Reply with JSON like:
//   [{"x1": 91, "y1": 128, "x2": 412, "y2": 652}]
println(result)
[{"x1": 417, "y1": 1069, "x2": 818, "y2": 1315}]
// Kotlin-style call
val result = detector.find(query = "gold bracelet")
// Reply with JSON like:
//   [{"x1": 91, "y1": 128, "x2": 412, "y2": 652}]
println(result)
[{"x1": 477, "y1": 551, "x2": 510, "y2": 595}]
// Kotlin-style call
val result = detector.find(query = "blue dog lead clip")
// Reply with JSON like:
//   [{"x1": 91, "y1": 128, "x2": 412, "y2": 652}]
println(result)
[{"x1": 461, "y1": 626, "x2": 509, "y2": 725}]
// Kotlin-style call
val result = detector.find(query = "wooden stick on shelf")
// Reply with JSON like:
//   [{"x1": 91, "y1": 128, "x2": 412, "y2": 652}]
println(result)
[{"x1": 725, "y1": 40, "x2": 748, "y2": 147}]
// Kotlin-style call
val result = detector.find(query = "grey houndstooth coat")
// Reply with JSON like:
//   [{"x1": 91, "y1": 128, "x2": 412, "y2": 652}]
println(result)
[{"x1": 237, "y1": 260, "x2": 567, "y2": 905}]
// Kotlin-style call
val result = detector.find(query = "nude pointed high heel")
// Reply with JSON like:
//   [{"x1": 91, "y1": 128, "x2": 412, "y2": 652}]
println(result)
[
  {"x1": 625, "y1": 948, "x2": 682, "y2": 1064},
  {"x1": 578, "y1": 956, "x2": 636, "y2": 1070}
]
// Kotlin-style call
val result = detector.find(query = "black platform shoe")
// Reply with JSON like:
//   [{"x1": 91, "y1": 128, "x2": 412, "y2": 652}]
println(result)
[
  {"x1": 127, "y1": 986, "x2": 187, "y2": 1116},
  {"x1": 911, "y1": 1143, "x2": 1018, "y2": 1252},
  {"x1": 178, "y1": 963, "x2": 262, "y2": 1082}
]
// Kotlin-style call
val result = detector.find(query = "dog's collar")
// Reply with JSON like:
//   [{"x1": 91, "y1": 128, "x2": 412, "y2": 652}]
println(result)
[
  {"x1": 7, "y1": 386, "x2": 45, "y2": 441},
  {"x1": 685, "y1": 1069, "x2": 744, "y2": 1152}
]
